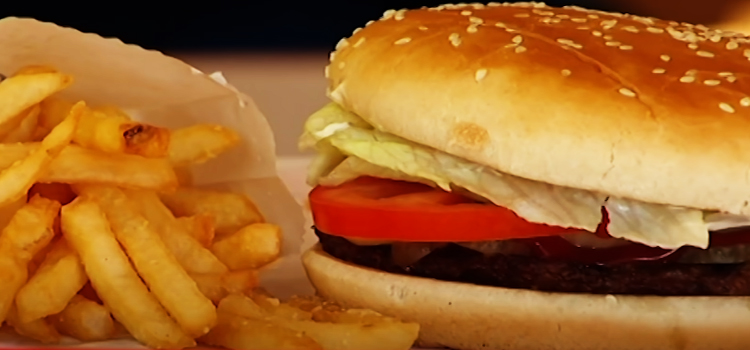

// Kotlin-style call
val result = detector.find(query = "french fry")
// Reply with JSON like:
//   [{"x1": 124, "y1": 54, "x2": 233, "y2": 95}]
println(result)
[
  {"x1": 77, "y1": 185, "x2": 217, "y2": 338},
  {"x1": 52, "y1": 294, "x2": 116, "y2": 342},
  {"x1": 15, "y1": 238, "x2": 88, "y2": 323},
  {"x1": 5, "y1": 305, "x2": 61, "y2": 344},
  {"x1": 176, "y1": 214, "x2": 215, "y2": 248},
  {"x1": 45, "y1": 145, "x2": 179, "y2": 190},
  {"x1": 0, "y1": 196, "x2": 26, "y2": 232},
  {"x1": 200, "y1": 311, "x2": 322, "y2": 350},
  {"x1": 0, "y1": 72, "x2": 72, "y2": 137},
  {"x1": 211, "y1": 223, "x2": 282, "y2": 270},
  {"x1": 74, "y1": 106, "x2": 170, "y2": 157},
  {"x1": 0, "y1": 101, "x2": 80, "y2": 206},
  {"x1": 190, "y1": 270, "x2": 259, "y2": 304},
  {"x1": 169, "y1": 124, "x2": 241, "y2": 167},
  {"x1": 60, "y1": 197, "x2": 195, "y2": 349},
  {"x1": 218, "y1": 294, "x2": 420, "y2": 350},
  {"x1": 0, "y1": 195, "x2": 60, "y2": 325},
  {"x1": 34, "y1": 97, "x2": 74, "y2": 140},
  {"x1": 160, "y1": 187, "x2": 265, "y2": 236},
  {"x1": 0, "y1": 142, "x2": 35, "y2": 169},
  {"x1": 2, "y1": 105, "x2": 40, "y2": 143},
  {"x1": 124, "y1": 189, "x2": 228, "y2": 274}
]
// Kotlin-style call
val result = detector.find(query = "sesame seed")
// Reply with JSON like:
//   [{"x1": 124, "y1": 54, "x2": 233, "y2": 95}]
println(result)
[
  {"x1": 719, "y1": 72, "x2": 734, "y2": 77},
  {"x1": 601, "y1": 19, "x2": 617, "y2": 29},
  {"x1": 353, "y1": 28, "x2": 362, "y2": 35},
  {"x1": 514, "y1": 13, "x2": 530, "y2": 18},
  {"x1": 561, "y1": 69, "x2": 571, "y2": 76},
  {"x1": 603, "y1": 35, "x2": 613, "y2": 40},
  {"x1": 512, "y1": 35, "x2": 523, "y2": 44},
  {"x1": 495, "y1": 22, "x2": 507, "y2": 28},
  {"x1": 680, "y1": 76, "x2": 696, "y2": 83},
  {"x1": 556, "y1": 14, "x2": 570, "y2": 19},
  {"x1": 394, "y1": 10, "x2": 406, "y2": 20},
  {"x1": 475, "y1": 68, "x2": 488, "y2": 82},
  {"x1": 329, "y1": 52, "x2": 336, "y2": 61},
  {"x1": 619, "y1": 88, "x2": 636, "y2": 97},
  {"x1": 576, "y1": 26, "x2": 590, "y2": 30},
  {"x1": 619, "y1": 45, "x2": 633, "y2": 50},
  {"x1": 660, "y1": 54, "x2": 671, "y2": 62},
  {"x1": 461, "y1": 10, "x2": 472, "y2": 16},
  {"x1": 470, "y1": 16, "x2": 484, "y2": 24},
  {"x1": 685, "y1": 69, "x2": 698, "y2": 76},
  {"x1": 324, "y1": 66, "x2": 330, "y2": 78},
  {"x1": 744, "y1": 49, "x2": 750, "y2": 58},
  {"x1": 726, "y1": 41, "x2": 739, "y2": 50},
  {"x1": 622, "y1": 26, "x2": 639, "y2": 33},
  {"x1": 515, "y1": 46, "x2": 527, "y2": 53},
  {"x1": 353, "y1": 37, "x2": 366, "y2": 48},
  {"x1": 571, "y1": 18, "x2": 587, "y2": 23},
  {"x1": 696, "y1": 50, "x2": 714, "y2": 58},
  {"x1": 365, "y1": 20, "x2": 375, "y2": 27},
  {"x1": 394, "y1": 37, "x2": 412, "y2": 45},
  {"x1": 688, "y1": 43, "x2": 699, "y2": 50},
  {"x1": 592, "y1": 30, "x2": 603, "y2": 37},
  {"x1": 466, "y1": 25, "x2": 478, "y2": 33},
  {"x1": 709, "y1": 34, "x2": 721, "y2": 43},
  {"x1": 727, "y1": 76, "x2": 738, "y2": 83},
  {"x1": 605, "y1": 41, "x2": 621, "y2": 47},
  {"x1": 704, "y1": 79, "x2": 721, "y2": 86},
  {"x1": 336, "y1": 38, "x2": 349, "y2": 50},
  {"x1": 720, "y1": 102, "x2": 736, "y2": 113},
  {"x1": 419, "y1": 26, "x2": 428, "y2": 31},
  {"x1": 382, "y1": 9, "x2": 396, "y2": 20},
  {"x1": 588, "y1": 14, "x2": 599, "y2": 19},
  {"x1": 449, "y1": 33, "x2": 462, "y2": 47},
  {"x1": 646, "y1": 27, "x2": 665, "y2": 34},
  {"x1": 487, "y1": 2, "x2": 501, "y2": 6},
  {"x1": 741, "y1": 97, "x2": 750, "y2": 107},
  {"x1": 557, "y1": 38, "x2": 583, "y2": 49},
  {"x1": 652, "y1": 68, "x2": 666, "y2": 74}
]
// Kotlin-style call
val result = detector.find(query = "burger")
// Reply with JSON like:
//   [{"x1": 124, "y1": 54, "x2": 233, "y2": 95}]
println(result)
[{"x1": 298, "y1": 2, "x2": 750, "y2": 349}]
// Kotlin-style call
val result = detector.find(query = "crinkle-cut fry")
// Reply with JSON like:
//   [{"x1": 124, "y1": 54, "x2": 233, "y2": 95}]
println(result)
[
  {"x1": 0, "y1": 195, "x2": 60, "y2": 325},
  {"x1": 168, "y1": 124, "x2": 241, "y2": 167},
  {"x1": 5, "y1": 305, "x2": 61, "y2": 344},
  {"x1": 77, "y1": 185, "x2": 217, "y2": 338},
  {"x1": 0, "y1": 71, "x2": 72, "y2": 138},
  {"x1": 60, "y1": 197, "x2": 195, "y2": 349},
  {"x1": 124, "y1": 189, "x2": 228, "y2": 274},
  {"x1": 159, "y1": 187, "x2": 264, "y2": 236},
  {"x1": 15, "y1": 238, "x2": 88, "y2": 323},
  {"x1": 74, "y1": 106, "x2": 170, "y2": 157},
  {"x1": 2, "y1": 104, "x2": 40, "y2": 143},
  {"x1": 0, "y1": 101, "x2": 80, "y2": 207},
  {"x1": 52, "y1": 294, "x2": 116, "y2": 342}
]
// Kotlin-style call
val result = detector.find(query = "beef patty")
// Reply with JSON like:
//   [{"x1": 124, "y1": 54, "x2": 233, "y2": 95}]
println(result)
[{"x1": 315, "y1": 229, "x2": 750, "y2": 296}]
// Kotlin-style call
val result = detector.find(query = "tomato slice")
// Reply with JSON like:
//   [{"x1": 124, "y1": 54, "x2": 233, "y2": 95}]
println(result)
[{"x1": 309, "y1": 176, "x2": 578, "y2": 242}]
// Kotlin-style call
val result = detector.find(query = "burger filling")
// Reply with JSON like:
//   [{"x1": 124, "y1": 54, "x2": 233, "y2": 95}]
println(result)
[{"x1": 301, "y1": 103, "x2": 750, "y2": 296}]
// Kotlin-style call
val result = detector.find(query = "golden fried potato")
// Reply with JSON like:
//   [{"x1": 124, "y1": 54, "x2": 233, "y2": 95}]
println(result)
[
  {"x1": 15, "y1": 238, "x2": 87, "y2": 323},
  {"x1": 159, "y1": 187, "x2": 264, "y2": 236},
  {"x1": 176, "y1": 214, "x2": 215, "y2": 248},
  {"x1": 169, "y1": 124, "x2": 241, "y2": 167},
  {"x1": 0, "y1": 71, "x2": 72, "y2": 137},
  {"x1": 0, "y1": 195, "x2": 60, "y2": 324},
  {"x1": 211, "y1": 223, "x2": 282, "y2": 270},
  {"x1": 74, "y1": 106, "x2": 170, "y2": 157},
  {"x1": 200, "y1": 311, "x2": 322, "y2": 350},
  {"x1": 5, "y1": 305, "x2": 61, "y2": 344},
  {"x1": 52, "y1": 294, "x2": 116, "y2": 342},
  {"x1": 190, "y1": 270, "x2": 259, "y2": 304},
  {"x1": 60, "y1": 197, "x2": 195, "y2": 349},
  {"x1": 77, "y1": 185, "x2": 217, "y2": 338},
  {"x1": 2, "y1": 105, "x2": 40, "y2": 143}
]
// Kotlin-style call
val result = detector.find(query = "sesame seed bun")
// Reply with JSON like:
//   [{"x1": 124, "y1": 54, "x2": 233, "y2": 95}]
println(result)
[
  {"x1": 326, "y1": 2, "x2": 750, "y2": 215},
  {"x1": 302, "y1": 245, "x2": 750, "y2": 350}
]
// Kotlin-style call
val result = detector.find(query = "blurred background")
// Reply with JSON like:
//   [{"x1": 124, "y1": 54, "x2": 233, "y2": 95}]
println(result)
[{"x1": 0, "y1": 0, "x2": 748, "y2": 156}]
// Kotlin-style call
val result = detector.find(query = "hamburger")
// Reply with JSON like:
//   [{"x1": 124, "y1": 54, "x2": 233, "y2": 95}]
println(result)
[{"x1": 298, "y1": 2, "x2": 750, "y2": 349}]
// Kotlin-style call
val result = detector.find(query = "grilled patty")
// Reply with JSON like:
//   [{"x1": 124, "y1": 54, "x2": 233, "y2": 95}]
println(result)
[{"x1": 316, "y1": 229, "x2": 750, "y2": 296}]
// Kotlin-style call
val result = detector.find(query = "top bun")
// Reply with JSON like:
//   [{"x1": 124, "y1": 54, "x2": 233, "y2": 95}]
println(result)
[{"x1": 325, "y1": 2, "x2": 750, "y2": 216}]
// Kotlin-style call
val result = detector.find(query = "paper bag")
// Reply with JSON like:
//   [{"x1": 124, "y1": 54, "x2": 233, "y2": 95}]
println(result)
[{"x1": 0, "y1": 17, "x2": 312, "y2": 348}]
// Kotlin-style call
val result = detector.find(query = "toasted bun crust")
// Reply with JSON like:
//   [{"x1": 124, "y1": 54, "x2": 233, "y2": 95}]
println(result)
[
  {"x1": 326, "y1": 2, "x2": 750, "y2": 215},
  {"x1": 303, "y1": 245, "x2": 750, "y2": 350}
]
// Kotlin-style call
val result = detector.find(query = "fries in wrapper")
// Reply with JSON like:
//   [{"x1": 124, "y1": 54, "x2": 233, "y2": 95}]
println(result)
[{"x1": 0, "y1": 17, "x2": 309, "y2": 348}]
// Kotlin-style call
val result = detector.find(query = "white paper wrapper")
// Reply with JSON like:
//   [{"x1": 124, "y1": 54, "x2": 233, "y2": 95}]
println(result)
[{"x1": 0, "y1": 17, "x2": 312, "y2": 348}]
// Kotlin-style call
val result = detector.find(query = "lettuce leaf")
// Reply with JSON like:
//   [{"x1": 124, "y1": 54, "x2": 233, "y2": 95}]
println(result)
[{"x1": 301, "y1": 103, "x2": 711, "y2": 249}]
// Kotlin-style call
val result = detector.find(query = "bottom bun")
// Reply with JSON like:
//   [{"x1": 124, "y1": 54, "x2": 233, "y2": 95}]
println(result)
[{"x1": 302, "y1": 244, "x2": 750, "y2": 350}]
